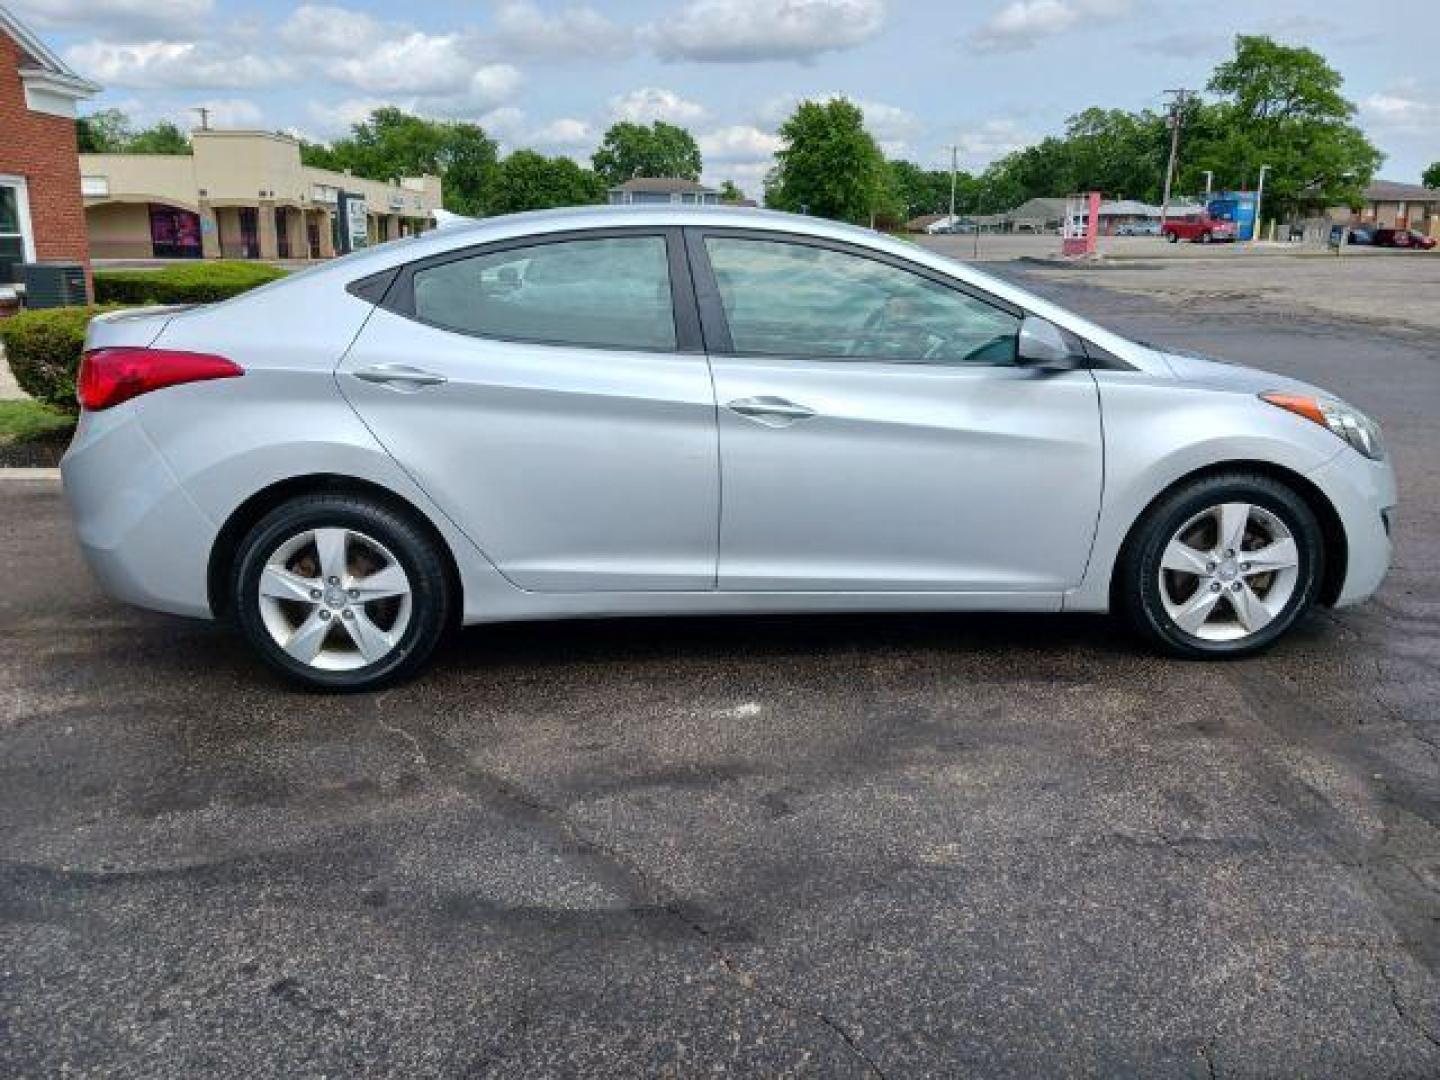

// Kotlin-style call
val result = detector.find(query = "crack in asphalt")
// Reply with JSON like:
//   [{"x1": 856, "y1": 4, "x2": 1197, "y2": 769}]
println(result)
[
  {"x1": 1372, "y1": 953, "x2": 1440, "y2": 1053},
  {"x1": 408, "y1": 727, "x2": 887, "y2": 1077}
]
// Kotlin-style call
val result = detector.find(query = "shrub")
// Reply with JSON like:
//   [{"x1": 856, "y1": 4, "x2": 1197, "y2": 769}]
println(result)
[
  {"x1": 95, "y1": 261, "x2": 288, "y2": 305},
  {"x1": 0, "y1": 306, "x2": 113, "y2": 414}
]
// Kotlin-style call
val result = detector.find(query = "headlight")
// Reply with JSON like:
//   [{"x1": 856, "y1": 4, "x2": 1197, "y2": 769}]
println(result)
[{"x1": 1261, "y1": 392, "x2": 1385, "y2": 460}]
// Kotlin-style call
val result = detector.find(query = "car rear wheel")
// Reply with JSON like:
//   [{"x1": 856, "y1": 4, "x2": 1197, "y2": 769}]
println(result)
[
  {"x1": 232, "y1": 494, "x2": 452, "y2": 691},
  {"x1": 1116, "y1": 473, "x2": 1324, "y2": 659},
  {"x1": 1167, "y1": 232, "x2": 1179, "y2": 243}
]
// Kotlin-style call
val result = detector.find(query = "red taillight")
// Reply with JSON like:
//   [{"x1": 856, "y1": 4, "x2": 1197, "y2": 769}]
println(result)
[{"x1": 78, "y1": 348, "x2": 243, "y2": 411}]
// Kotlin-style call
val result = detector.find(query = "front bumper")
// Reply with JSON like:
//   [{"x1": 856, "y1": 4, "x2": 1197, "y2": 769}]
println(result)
[
  {"x1": 61, "y1": 406, "x2": 217, "y2": 619},
  {"x1": 1305, "y1": 448, "x2": 1397, "y2": 608}
]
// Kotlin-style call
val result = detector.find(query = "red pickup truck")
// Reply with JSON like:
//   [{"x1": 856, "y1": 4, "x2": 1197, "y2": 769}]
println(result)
[{"x1": 1161, "y1": 213, "x2": 1236, "y2": 244}]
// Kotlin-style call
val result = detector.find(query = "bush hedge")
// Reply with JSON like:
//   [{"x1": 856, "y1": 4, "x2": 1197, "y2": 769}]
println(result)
[
  {"x1": 0, "y1": 306, "x2": 113, "y2": 414},
  {"x1": 95, "y1": 261, "x2": 289, "y2": 305}
]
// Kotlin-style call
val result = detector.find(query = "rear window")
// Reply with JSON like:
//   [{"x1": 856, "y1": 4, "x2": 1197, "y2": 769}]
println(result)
[{"x1": 410, "y1": 235, "x2": 676, "y2": 351}]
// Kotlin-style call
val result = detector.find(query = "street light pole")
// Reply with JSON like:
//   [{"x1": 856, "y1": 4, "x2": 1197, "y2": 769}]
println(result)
[
  {"x1": 948, "y1": 144, "x2": 958, "y2": 225},
  {"x1": 1254, "y1": 164, "x2": 1271, "y2": 243}
]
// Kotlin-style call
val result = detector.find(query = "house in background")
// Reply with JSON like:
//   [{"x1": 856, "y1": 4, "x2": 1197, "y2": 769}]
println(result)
[
  {"x1": 608, "y1": 178, "x2": 720, "y2": 205},
  {"x1": 1348, "y1": 180, "x2": 1440, "y2": 237},
  {"x1": 80, "y1": 130, "x2": 441, "y2": 261},
  {"x1": 0, "y1": 3, "x2": 99, "y2": 294}
]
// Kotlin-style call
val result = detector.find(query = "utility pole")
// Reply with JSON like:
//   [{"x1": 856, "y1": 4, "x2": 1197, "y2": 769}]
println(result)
[
  {"x1": 1203, "y1": 170, "x2": 1213, "y2": 197},
  {"x1": 947, "y1": 144, "x2": 959, "y2": 224},
  {"x1": 1159, "y1": 88, "x2": 1188, "y2": 227},
  {"x1": 1254, "y1": 164, "x2": 1271, "y2": 243},
  {"x1": 190, "y1": 106, "x2": 211, "y2": 131}
]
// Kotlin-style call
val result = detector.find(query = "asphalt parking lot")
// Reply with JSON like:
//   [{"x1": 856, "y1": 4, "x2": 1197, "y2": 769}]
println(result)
[{"x1": 3, "y1": 260, "x2": 1438, "y2": 1077}]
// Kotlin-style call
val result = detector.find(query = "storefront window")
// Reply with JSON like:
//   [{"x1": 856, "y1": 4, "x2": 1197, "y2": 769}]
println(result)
[{"x1": 148, "y1": 204, "x2": 202, "y2": 259}]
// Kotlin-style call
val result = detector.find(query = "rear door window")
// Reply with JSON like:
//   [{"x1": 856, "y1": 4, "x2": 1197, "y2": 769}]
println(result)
[{"x1": 411, "y1": 235, "x2": 677, "y2": 350}]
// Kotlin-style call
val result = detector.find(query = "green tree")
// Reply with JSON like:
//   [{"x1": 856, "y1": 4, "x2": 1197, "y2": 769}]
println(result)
[
  {"x1": 76, "y1": 108, "x2": 133, "y2": 152},
  {"x1": 591, "y1": 121, "x2": 702, "y2": 187},
  {"x1": 889, "y1": 160, "x2": 972, "y2": 218},
  {"x1": 490, "y1": 150, "x2": 607, "y2": 214},
  {"x1": 1422, "y1": 162, "x2": 1440, "y2": 189},
  {"x1": 718, "y1": 179, "x2": 745, "y2": 203},
  {"x1": 76, "y1": 110, "x2": 190, "y2": 155},
  {"x1": 304, "y1": 107, "x2": 500, "y2": 216},
  {"x1": 125, "y1": 121, "x2": 190, "y2": 155},
  {"x1": 1191, "y1": 35, "x2": 1381, "y2": 217},
  {"x1": 763, "y1": 98, "x2": 892, "y2": 225}
]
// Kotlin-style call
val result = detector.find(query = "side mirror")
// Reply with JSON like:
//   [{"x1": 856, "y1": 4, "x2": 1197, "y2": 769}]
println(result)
[{"x1": 1016, "y1": 315, "x2": 1083, "y2": 370}]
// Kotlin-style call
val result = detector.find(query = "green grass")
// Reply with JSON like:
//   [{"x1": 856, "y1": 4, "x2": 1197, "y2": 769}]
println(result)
[{"x1": 0, "y1": 398, "x2": 74, "y2": 442}]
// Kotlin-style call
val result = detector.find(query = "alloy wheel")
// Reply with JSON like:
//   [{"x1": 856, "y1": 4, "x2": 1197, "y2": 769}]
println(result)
[
  {"x1": 1157, "y1": 501, "x2": 1300, "y2": 643},
  {"x1": 256, "y1": 527, "x2": 413, "y2": 671}
]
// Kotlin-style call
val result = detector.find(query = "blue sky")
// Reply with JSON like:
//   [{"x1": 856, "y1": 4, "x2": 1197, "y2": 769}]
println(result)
[{"x1": 15, "y1": 0, "x2": 1439, "y2": 195}]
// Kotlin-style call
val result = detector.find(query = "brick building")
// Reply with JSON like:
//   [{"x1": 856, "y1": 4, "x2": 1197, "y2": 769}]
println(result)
[{"x1": 0, "y1": 4, "x2": 99, "y2": 295}]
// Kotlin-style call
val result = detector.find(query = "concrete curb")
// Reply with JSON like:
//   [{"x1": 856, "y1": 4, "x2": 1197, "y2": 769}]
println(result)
[{"x1": 0, "y1": 467, "x2": 61, "y2": 480}]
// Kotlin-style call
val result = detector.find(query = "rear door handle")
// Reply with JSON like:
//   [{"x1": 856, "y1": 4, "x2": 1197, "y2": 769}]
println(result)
[
  {"x1": 726, "y1": 396, "x2": 816, "y2": 427},
  {"x1": 352, "y1": 364, "x2": 448, "y2": 390}
]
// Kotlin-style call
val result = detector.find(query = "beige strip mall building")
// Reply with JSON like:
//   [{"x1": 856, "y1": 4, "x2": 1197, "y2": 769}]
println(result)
[{"x1": 80, "y1": 129, "x2": 442, "y2": 261}]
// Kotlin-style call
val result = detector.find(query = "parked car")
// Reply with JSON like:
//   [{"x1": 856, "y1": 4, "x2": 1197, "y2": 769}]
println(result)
[
  {"x1": 64, "y1": 207, "x2": 1395, "y2": 689},
  {"x1": 1162, "y1": 213, "x2": 1237, "y2": 243},
  {"x1": 1344, "y1": 227, "x2": 1374, "y2": 245},
  {"x1": 1116, "y1": 221, "x2": 1161, "y2": 237},
  {"x1": 1372, "y1": 228, "x2": 1437, "y2": 250}
]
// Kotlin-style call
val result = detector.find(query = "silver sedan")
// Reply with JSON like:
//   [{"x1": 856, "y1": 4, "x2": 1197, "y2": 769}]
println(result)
[{"x1": 63, "y1": 207, "x2": 1396, "y2": 690}]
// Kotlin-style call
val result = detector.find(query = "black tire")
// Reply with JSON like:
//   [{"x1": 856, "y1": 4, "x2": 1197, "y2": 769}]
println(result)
[
  {"x1": 231, "y1": 493, "x2": 452, "y2": 691},
  {"x1": 1166, "y1": 232, "x2": 1179, "y2": 243},
  {"x1": 1199, "y1": 231, "x2": 1212, "y2": 244},
  {"x1": 1115, "y1": 473, "x2": 1325, "y2": 659}
]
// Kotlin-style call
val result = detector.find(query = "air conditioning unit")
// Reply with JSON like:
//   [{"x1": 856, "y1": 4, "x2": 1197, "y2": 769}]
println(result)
[{"x1": 17, "y1": 262, "x2": 88, "y2": 309}]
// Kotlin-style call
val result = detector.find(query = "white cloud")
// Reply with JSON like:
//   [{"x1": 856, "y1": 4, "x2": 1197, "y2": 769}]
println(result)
[
  {"x1": 530, "y1": 117, "x2": 595, "y2": 146},
  {"x1": 65, "y1": 39, "x2": 293, "y2": 89},
  {"x1": 328, "y1": 32, "x2": 473, "y2": 94},
  {"x1": 490, "y1": 1, "x2": 633, "y2": 59},
  {"x1": 305, "y1": 97, "x2": 393, "y2": 138},
  {"x1": 478, "y1": 106, "x2": 529, "y2": 142},
  {"x1": 646, "y1": 0, "x2": 886, "y2": 63},
  {"x1": 1361, "y1": 91, "x2": 1440, "y2": 133},
  {"x1": 278, "y1": 5, "x2": 387, "y2": 55},
  {"x1": 7, "y1": 0, "x2": 212, "y2": 36},
  {"x1": 183, "y1": 98, "x2": 263, "y2": 128},
  {"x1": 953, "y1": 119, "x2": 1034, "y2": 167},
  {"x1": 699, "y1": 124, "x2": 782, "y2": 162},
  {"x1": 970, "y1": 0, "x2": 1133, "y2": 53},
  {"x1": 609, "y1": 87, "x2": 706, "y2": 124}
]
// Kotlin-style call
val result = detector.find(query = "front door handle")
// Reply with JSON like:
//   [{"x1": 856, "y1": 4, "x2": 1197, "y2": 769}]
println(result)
[
  {"x1": 352, "y1": 364, "x2": 448, "y2": 390},
  {"x1": 726, "y1": 396, "x2": 817, "y2": 427}
]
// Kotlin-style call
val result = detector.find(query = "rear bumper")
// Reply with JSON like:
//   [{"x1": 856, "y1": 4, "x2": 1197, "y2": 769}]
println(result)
[
  {"x1": 1306, "y1": 449, "x2": 1396, "y2": 608},
  {"x1": 61, "y1": 407, "x2": 216, "y2": 619}
]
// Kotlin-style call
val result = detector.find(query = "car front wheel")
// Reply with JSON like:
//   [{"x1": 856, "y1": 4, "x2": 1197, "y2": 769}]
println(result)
[
  {"x1": 1116, "y1": 473, "x2": 1325, "y2": 658},
  {"x1": 231, "y1": 494, "x2": 452, "y2": 691}
]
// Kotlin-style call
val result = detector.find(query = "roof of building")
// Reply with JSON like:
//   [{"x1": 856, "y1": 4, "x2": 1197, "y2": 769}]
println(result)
[
  {"x1": 1007, "y1": 197, "x2": 1069, "y2": 221},
  {"x1": 0, "y1": 2, "x2": 101, "y2": 95},
  {"x1": 1364, "y1": 179, "x2": 1440, "y2": 202},
  {"x1": 905, "y1": 213, "x2": 950, "y2": 230},
  {"x1": 610, "y1": 177, "x2": 718, "y2": 195},
  {"x1": 1099, "y1": 199, "x2": 1161, "y2": 217}
]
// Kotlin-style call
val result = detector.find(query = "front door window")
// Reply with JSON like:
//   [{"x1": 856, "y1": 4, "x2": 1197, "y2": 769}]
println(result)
[{"x1": 703, "y1": 236, "x2": 1020, "y2": 365}]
